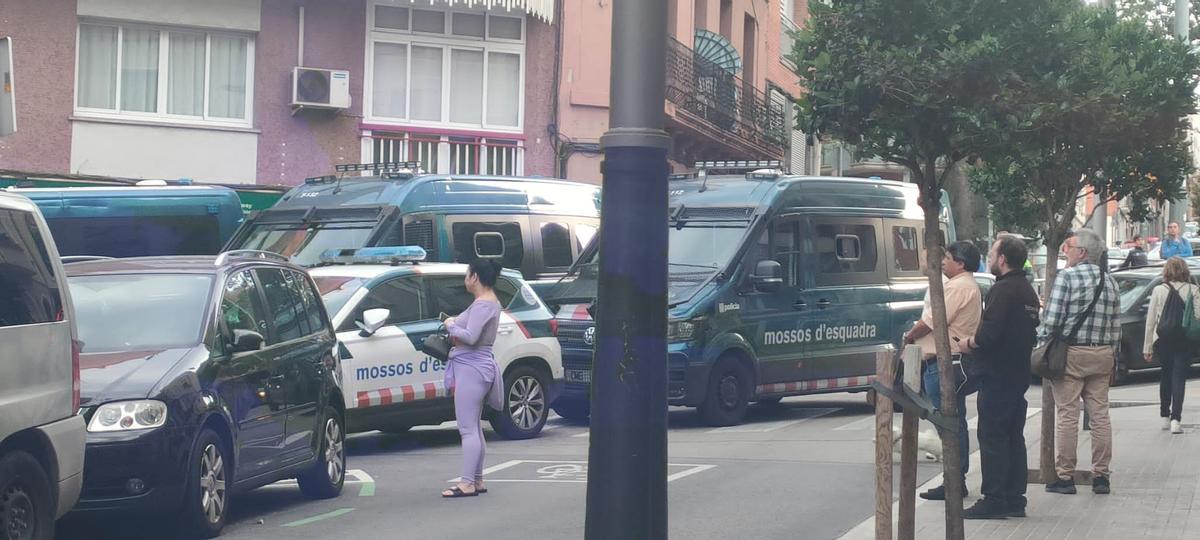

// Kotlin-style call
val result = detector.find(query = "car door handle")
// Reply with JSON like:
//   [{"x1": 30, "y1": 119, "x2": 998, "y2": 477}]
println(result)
[
  {"x1": 498, "y1": 326, "x2": 515, "y2": 336},
  {"x1": 816, "y1": 299, "x2": 832, "y2": 309},
  {"x1": 793, "y1": 300, "x2": 807, "y2": 311}
]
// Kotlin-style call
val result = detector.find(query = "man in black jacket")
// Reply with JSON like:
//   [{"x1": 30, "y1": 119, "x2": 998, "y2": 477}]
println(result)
[
  {"x1": 1119, "y1": 235, "x2": 1148, "y2": 270},
  {"x1": 963, "y1": 235, "x2": 1042, "y2": 519}
]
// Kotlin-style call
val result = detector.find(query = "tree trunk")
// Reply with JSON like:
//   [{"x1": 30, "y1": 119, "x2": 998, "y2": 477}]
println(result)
[
  {"x1": 916, "y1": 164, "x2": 964, "y2": 540},
  {"x1": 945, "y1": 160, "x2": 991, "y2": 242}
]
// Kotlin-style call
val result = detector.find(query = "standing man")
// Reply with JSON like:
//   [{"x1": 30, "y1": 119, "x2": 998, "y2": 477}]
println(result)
[
  {"x1": 1160, "y1": 222, "x2": 1193, "y2": 258},
  {"x1": 1119, "y1": 235, "x2": 1149, "y2": 270},
  {"x1": 903, "y1": 241, "x2": 983, "y2": 501},
  {"x1": 962, "y1": 236, "x2": 1041, "y2": 519},
  {"x1": 1041, "y1": 228, "x2": 1120, "y2": 496}
]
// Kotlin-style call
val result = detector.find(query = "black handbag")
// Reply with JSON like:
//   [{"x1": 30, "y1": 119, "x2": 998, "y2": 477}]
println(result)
[
  {"x1": 420, "y1": 326, "x2": 452, "y2": 361},
  {"x1": 1031, "y1": 272, "x2": 1105, "y2": 379}
]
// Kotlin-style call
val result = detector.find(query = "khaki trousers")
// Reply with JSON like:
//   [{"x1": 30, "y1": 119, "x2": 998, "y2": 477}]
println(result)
[{"x1": 1049, "y1": 345, "x2": 1115, "y2": 481}]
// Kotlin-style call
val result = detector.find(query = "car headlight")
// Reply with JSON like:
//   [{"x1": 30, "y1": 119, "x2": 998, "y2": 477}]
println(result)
[
  {"x1": 87, "y1": 400, "x2": 168, "y2": 433},
  {"x1": 667, "y1": 318, "x2": 705, "y2": 342}
]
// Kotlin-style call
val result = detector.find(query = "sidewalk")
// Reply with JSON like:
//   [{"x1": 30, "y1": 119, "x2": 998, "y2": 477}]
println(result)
[{"x1": 841, "y1": 377, "x2": 1200, "y2": 539}]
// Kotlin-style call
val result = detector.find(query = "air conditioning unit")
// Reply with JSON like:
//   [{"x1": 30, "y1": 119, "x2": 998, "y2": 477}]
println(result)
[{"x1": 292, "y1": 67, "x2": 351, "y2": 110}]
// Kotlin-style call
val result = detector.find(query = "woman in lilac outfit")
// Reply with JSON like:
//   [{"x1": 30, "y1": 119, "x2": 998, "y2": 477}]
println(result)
[{"x1": 441, "y1": 259, "x2": 505, "y2": 498}]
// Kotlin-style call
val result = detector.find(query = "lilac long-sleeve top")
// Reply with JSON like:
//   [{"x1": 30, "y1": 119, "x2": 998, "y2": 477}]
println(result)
[{"x1": 445, "y1": 299, "x2": 502, "y2": 391}]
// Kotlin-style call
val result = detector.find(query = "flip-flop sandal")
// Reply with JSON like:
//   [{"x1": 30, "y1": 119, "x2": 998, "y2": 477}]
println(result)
[{"x1": 442, "y1": 486, "x2": 479, "y2": 498}]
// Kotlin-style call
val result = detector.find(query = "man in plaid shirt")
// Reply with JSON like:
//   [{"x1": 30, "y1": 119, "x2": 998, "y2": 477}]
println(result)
[{"x1": 1039, "y1": 228, "x2": 1120, "y2": 496}]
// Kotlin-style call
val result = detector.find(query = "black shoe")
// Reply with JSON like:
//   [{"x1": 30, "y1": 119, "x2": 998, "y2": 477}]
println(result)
[
  {"x1": 1093, "y1": 476, "x2": 1111, "y2": 495},
  {"x1": 1006, "y1": 505, "x2": 1026, "y2": 518},
  {"x1": 918, "y1": 485, "x2": 968, "y2": 501},
  {"x1": 963, "y1": 498, "x2": 1009, "y2": 520},
  {"x1": 1045, "y1": 478, "x2": 1077, "y2": 495}
]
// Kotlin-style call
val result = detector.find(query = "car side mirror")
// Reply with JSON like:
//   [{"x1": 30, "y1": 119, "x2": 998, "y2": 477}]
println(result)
[
  {"x1": 751, "y1": 260, "x2": 783, "y2": 293},
  {"x1": 357, "y1": 308, "x2": 391, "y2": 337},
  {"x1": 230, "y1": 329, "x2": 265, "y2": 354}
]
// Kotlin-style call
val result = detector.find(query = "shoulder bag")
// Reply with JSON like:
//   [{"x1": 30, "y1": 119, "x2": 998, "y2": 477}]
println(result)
[{"x1": 1031, "y1": 272, "x2": 1105, "y2": 379}]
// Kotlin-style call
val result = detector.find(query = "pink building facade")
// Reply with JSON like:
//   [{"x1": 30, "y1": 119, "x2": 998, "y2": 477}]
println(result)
[{"x1": 0, "y1": 0, "x2": 558, "y2": 186}]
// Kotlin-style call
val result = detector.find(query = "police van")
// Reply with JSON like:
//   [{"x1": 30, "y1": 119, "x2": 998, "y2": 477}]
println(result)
[
  {"x1": 309, "y1": 247, "x2": 563, "y2": 439},
  {"x1": 540, "y1": 162, "x2": 953, "y2": 425},
  {"x1": 225, "y1": 162, "x2": 600, "y2": 282}
]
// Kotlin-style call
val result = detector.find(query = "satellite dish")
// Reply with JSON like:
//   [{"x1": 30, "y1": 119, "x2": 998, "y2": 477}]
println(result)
[{"x1": 693, "y1": 30, "x2": 742, "y2": 73}]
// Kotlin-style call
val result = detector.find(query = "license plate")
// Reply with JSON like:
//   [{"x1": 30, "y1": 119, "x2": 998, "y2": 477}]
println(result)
[{"x1": 566, "y1": 369, "x2": 591, "y2": 384}]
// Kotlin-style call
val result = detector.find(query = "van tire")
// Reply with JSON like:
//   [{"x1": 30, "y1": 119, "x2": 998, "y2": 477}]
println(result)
[
  {"x1": 700, "y1": 357, "x2": 751, "y2": 426},
  {"x1": 183, "y1": 429, "x2": 230, "y2": 539},
  {"x1": 551, "y1": 398, "x2": 591, "y2": 422},
  {"x1": 297, "y1": 408, "x2": 346, "y2": 500},
  {"x1": 0, "y1": 450, "x2": 55, "y2": 540},
  {"x1": 491, "y1": 365, "x2": 549, "y2": 440}
]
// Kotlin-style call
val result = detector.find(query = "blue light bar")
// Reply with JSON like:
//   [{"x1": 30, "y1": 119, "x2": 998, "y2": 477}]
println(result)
[{"x1": 318, "y1": 246, "x2": 427, "y2": 265}]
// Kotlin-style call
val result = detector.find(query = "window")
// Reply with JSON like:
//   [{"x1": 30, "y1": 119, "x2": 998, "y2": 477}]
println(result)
[
  {"x1": 892, "y1": 226, "x2": 921, "y2": 272},
  {"x1": 291, "y1": 271, "x2": 328, "y2": 334},
  {"x1": 815, "y1": 222, "x2": 879, "y2": 276},
  {"x1": 451, "y1": 221, "x2": 524, "y2": 270},
  {"x1": 221, "y1": 270, "x2": 270, "y2": 338},
  {"x1": 575, "y1": 223, "x2": 598, "y2": 253},
  {"x1": 0, "y1": 209, "x2": 64, "y2": 328},
  {"x1": 540, "y1": 222, "x2": 573, "y2": 269},
  {"x1": 343, "y1": 276, "x2": 426, "y2": 332},
  {"x1": 367, "y1": 3, "x2": 525, "y2": 131},
  {"x1": 76, "y1": 23, "x2": 254, "y2": 125},
  {"x1": 258, "y1": 269, "x2": 307, "y2": 343},
  {"x1": 70, "y1": 274, "x2": 212, "y2": 353},
  {"x1": 771, "y1": 219, "x2": 802, "y2": 286},
  {"x1": 46, "y1": 215, "x2": 220, "y2": 258},
  {"x1": 426, "y1": 275, "x2": 476, "y2": 316}
]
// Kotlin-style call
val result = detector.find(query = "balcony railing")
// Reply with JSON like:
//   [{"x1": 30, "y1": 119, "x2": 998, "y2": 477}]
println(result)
[
  {"x1": 366, "y1": 131, "x2": 524, "y2": 176},
  {"x1": 665, "y1": 37, "x2": 787, "y2": 152}
]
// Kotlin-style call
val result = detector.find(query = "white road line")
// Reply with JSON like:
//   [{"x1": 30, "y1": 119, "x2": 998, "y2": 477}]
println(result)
[
  {"x1": 446, "y1": 460, "x2": 526, "y2": 483},
  {"x1": 707, "y1": 408, "x2": 841, "y2": 433},
  {"x1": 572, "y1": 431, "x2": 590, "y2": 438},
  {"x1": 666, "y1": 464, "x2": 718, "y2": 482},
  {"x1": 449, "y1": 460, "x2": 716, "y2": 484}
]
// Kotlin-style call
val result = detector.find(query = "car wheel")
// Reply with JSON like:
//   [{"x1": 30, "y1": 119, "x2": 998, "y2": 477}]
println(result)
[
  {"x1": 551, "y1": 398, "x2": 590, "y2": 422},
  {"x1": 0, "y1": 451, "x2": 54, "y2": 540},
  {"x1": 298, "y1": 408, "x2": 346, "y2": 500},
  {"x1": 184, "y1": 429, "x2": 229, "y2": 539},
  {"x1": 491, "y1": 365, "x2": 549, "y2": 440},
  {"x1": 699, "y1": 357, "x2": 750, "y2": 426}
]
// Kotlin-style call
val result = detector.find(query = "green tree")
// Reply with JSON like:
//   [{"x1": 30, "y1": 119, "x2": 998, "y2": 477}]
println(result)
[
  {"x1": 791, "y1": 0, "x2": 1079, "y2": 534},
  {"x1": 969, "y1": 8, "x2": 1199, "y2": 290},
  {"x1": 1115, "y1": 0, "x2": 1200, "y2": 40}
]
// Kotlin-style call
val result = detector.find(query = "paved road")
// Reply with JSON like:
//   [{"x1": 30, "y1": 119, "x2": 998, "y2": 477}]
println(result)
[{"x1": 59, "y1": 391, "x2": 966, "y2": 540}]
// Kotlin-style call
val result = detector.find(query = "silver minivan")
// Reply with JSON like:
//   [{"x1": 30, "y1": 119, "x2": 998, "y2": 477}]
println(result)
[{"x1": 0, "y1": 191, "x2": 86, "y2": 539}]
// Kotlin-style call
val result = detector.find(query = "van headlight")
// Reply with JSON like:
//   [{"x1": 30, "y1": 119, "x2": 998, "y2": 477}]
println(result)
[
  {"x1": 88, "y1": 400, "x2": 168, "y2": 432},
  {"x1": 667, "y1": 318, "x2": 705, "y2": 342}
]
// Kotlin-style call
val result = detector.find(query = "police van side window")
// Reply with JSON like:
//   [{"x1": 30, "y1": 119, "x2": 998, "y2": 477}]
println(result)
[
  {"x1": 539, "y1": 222, "x2": 574, "y2": 269},
  {"x1": 340, "y1": 276, "x2": 427, "y2": 333},
  {"x1": 773, "y1": 219, "x2": 803, "y2": 286},
  {"x1": 892, "y1": 225, "x2": 921, "y2": 273},
  {"x1": 813, "y1": 219, "x2": 882, "y2": 285},
  {"x1": 451, "y1": 221, "x2": 525, "y2": 271},
  {"x1": 0, "y1": 209, "x2": 64, "y2": 328}
]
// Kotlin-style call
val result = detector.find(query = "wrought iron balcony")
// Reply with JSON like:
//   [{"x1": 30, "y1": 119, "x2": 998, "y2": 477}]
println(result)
[{"x1": 665, "y1": 37, "x2": 787, "y2": 155}]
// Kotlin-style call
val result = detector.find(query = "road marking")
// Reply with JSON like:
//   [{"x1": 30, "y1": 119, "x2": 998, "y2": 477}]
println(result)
[
  {"x1": 264, "y1": 469, "x2": 375, "y2": 497},
  {"x1": 706, "y1": 407, "x2": 840, "y2": 433},
  {"x1": 666, "y1": 464, "x2": 717, "y2": 482},
  {"x1": 572, "y1": 431, "x2": 590, "y2": 438},
  {"x1": 447, "y1": 460, "x2": 715, "y2": 484},
  {"x1": 282, "y1": 508, "x2": 355, "y2": 527}
]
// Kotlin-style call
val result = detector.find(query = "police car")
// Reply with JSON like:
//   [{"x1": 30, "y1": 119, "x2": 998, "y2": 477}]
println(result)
[{"x1": 309, "y1": 247, "x2": 563, "y2": 439}]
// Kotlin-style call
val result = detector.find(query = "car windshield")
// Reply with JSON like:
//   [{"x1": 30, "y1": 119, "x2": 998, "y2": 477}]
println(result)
[
  {"x1": 1114, "y1": 274, "x2": 1153, "y2": 312},
  {"x1": 69, "y1": 274, "x2": 214, "y2": 353},
  {"x1": 237, "y1": 222, "x2": 376, "y2": 267},
  {"x1": 667, "y1": 222, "x2": 748, "y2": 301},
  {"x1": 313, "y1": 275, "x2": 369, "y2": 317}
]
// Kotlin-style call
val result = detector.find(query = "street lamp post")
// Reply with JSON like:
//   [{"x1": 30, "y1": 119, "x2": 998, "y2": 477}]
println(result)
[
  {"x1": 1173, "y1": 0, "x2": 1191, "y2": 225},
  {"x1": 584, "y1": 0, "x2": 672, "y2": 538}
]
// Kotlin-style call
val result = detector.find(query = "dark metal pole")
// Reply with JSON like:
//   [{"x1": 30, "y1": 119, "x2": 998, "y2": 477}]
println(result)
[{"x1": 584, "y1": 0, "x2": 672, "y2": 538}]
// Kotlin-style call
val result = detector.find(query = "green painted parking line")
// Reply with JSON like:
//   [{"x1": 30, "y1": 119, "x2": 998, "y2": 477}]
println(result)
[
  {"x1": 359, "y1": 481, "x2": 375, "y2": 497},
  {"x1": 282, "y1": 507, "x2": 356, "y2": 527}
]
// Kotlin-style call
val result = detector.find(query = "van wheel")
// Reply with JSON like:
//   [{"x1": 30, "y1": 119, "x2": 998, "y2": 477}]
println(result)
[
  {"x1": 491, "y1": 365, "x2": 549, "y2": 439},
  {"x1": 700, "y1": 357, "x2": 750, "y2": 426},
  {"x1": 184, "y1": 429, "x2": 229, "y2": 538},
  {"x1": 0, "y1": 451, "x2": 54, "y2": 540},
  {"x1": 298, "y1": 408, "x2": 346, "y2": 499},
  {"x1": 551, "y1": 398, "x2": 590, "y2": 422}
]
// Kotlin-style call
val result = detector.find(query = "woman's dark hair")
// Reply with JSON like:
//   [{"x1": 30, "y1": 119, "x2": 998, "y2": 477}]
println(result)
[{"x1": 468, "y1": 258, "x2": 503, "y2": 288}]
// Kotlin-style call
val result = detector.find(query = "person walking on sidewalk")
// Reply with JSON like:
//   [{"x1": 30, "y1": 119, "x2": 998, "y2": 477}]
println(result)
[
  {"x1": 963, "y1": 236, "x2": 1041, "y2": 519},
  {"x1": 1160, "y1": 222, "x2": 1193, "y2": 259},
  {"x1": 903, "y1": 241, "x2": 983, "y2": 501},
  {"x1": 1120, "y1": 235, "x2": 1149, "y2": 270},
  {"x1": 441, "y1": 259, "x2": 506, "y2": 498},
  {"x1": 1143, "y1": 257, "x2": 1200, "y2": 434},
  {"x1": 1041, "y1": 228, "x2": 1120, "y2": 496}
]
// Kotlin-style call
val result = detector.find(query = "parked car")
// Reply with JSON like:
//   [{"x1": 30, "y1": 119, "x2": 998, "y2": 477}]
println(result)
[
  {"x1": 66, "y1": 251, "x2": 345, "y2": 537},
  {"x1": 309, "y1": 246, "x2": 563, "y2": 439},
  {"x1": 1112, "y1": 263, "x2": 1200, "y2": 384},
  {"x1": 0, "y1": 192, "x2": 86, "y2": 540}
]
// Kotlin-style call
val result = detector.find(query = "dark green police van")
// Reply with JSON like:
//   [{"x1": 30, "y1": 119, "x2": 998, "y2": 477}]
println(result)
[{"x1": 540, "y1": 163, "x2": 953, "y2": 426}]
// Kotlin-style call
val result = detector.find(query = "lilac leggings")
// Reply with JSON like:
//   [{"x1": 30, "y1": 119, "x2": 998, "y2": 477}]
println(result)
[{"x1": 454, "y1": 366, "x2": 490, "y2": 486}]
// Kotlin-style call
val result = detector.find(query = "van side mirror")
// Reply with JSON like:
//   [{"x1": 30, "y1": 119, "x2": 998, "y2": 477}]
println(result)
[
  {"x1": 357, "y1": 308, "x2": 391, "y2": 337},
  {"x1": 751, "y1": 260, "x2": 783, "y2": 293},
  {"x1": 474, "y1": 232, "x2": 505, "y2": 259},
  {"x1": 230, "y1": 330, "x2": 265, "y2": 354}
]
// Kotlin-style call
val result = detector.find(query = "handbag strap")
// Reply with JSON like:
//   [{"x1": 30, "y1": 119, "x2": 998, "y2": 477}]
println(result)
[{"x1": 1064, "y1": 267, "x2": 1106, "y2": 341}]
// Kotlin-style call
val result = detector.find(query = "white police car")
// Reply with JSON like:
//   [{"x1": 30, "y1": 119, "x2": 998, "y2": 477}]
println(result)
[{"x1": 309, "y1": 247, "x2": 563, "y2": 439}]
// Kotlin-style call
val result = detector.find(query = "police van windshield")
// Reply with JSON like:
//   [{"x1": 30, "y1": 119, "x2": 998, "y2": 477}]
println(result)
[{"x1": 239, "y1": 222, "x2": 375, "y2": 267}]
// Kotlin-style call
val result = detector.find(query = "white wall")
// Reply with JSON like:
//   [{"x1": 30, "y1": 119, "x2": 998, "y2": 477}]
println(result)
[
  {"x1": 70, "y1": 120, "x2": 258, "y2": 184},
  {"x1": 77, "y1": 0, "x2": 261, "y2": 32}
]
